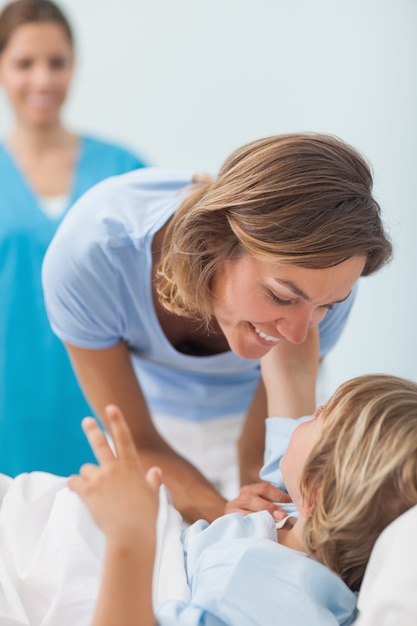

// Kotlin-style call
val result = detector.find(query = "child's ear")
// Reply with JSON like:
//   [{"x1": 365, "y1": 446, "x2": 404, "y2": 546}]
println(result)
[
  {"x1": 299, "y1": 487, "x2": 320, "y2": 518},
  {"x1": 298, "y1": 502, "x2": 312, "y2": 518}
]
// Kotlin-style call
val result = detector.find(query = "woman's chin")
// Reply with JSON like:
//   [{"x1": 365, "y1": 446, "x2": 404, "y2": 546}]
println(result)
[{"x1": 228, "y1": 337, "x2": 272, "y2": 361}]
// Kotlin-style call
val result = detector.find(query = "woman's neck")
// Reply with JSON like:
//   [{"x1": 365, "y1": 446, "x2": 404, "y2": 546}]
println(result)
[
  {"x1": 7, "y1": 121, "x2": 76, "y2": 155},
  {"x1": 6, "y1": 122, "x2": 79, "y2": 196}
]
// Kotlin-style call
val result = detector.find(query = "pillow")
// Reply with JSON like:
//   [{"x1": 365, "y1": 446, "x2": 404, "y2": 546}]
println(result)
[{"x1": 355, "y1": 504, "x2": 417, "y2": 625}]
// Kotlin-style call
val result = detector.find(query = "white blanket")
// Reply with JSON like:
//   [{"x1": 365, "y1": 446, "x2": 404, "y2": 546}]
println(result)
[
  {"x1": 0, "y1": 473, "x2": 103, "y2": 625},
  {"x1": 0, "y1": 473, "x2": 188, "y2": 626}
]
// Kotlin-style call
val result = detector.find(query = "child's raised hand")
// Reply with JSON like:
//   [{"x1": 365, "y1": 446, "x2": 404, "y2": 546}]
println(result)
[{"x1": 68, "y1": 404, "x2": 161, "y2": 542}]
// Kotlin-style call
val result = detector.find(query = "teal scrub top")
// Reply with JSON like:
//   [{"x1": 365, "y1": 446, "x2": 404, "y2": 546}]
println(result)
[{"x1": 0, "y1": 136, "x2": 146, "y2": 476}]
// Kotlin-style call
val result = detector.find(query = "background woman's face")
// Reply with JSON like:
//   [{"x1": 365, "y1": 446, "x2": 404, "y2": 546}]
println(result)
[
  {"x1": 0, "y1": 22, "x2": 73, "y2": 128},
  {"x1": 211, "y1": 254, "x2": 366, "y2": 360}
]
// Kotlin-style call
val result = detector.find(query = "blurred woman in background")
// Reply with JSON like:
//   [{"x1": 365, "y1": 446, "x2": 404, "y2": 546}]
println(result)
[{"x1": 0, "y1": 0, "x2": 147, "y2": 476}]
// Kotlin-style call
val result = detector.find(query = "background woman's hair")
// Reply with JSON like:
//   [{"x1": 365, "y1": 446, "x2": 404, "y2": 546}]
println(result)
[
  {"x1": 156, "y1": 133, "x2": 393, "y2": 324},
  {"x1": 0, "y1": 0, "x2": 73, "y2": 54},
  {"x1": 302, "y1": 374, "x2": 417, "y2": 591}
]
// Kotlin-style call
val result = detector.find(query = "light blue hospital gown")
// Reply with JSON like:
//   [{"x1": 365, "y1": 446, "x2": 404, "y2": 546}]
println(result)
[
  {"x1": 155, "y1": 506, "x2": 356, "y2": 626},
  {"x1": 0, "y1": 137, "x2": 146, "y2": 476}
]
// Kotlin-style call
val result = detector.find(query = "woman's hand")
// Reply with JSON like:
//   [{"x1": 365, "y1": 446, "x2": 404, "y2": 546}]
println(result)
[
  {"x1": 225, "y1": 481, "x2": 292, "y2": 521},
  {"x1": 68, "y1": 404, "x2": 161, "y2": 542}
]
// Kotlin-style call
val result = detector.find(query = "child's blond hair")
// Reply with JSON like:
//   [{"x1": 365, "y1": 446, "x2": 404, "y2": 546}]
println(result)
[{"x1": 302, "y1": 374, "x2": 417, "y2": 591}]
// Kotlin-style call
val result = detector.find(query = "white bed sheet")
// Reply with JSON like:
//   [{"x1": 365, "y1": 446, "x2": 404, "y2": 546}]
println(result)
[{"x1": 0, "y1": 472, "x2": 103, "y2": 626}]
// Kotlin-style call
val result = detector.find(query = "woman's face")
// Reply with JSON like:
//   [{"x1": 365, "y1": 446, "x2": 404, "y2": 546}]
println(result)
[
  {"x1": 211, "y1": 254, "x2": 366, "y2": 359},
  {"x1": 0, "y1": 22, "x2": 73, "y2": 128},
  {"x1": 280, "y1": 407, "x2": 325, "y2": 510}
]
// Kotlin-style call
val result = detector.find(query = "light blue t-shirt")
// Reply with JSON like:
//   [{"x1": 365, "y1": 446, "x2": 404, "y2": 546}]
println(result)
[
  {"x1": 43, "y1": 167, "x2": 358, "y2": 422},
  {"x1": 0, "y1": 136, "x2": 146, "y2": 476}
]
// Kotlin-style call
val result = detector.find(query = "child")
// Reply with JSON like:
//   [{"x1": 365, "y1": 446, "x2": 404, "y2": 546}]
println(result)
[{"x1": 66, "y1": 371, "x2": 417, "y2": 626}]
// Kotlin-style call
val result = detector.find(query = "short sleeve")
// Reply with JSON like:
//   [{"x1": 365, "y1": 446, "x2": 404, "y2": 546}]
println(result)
[
  {"x1": 260, "y1": 416, "x2": 311, "y2": 492},
  {"x1": 42, "y1": 185, "x2": 128, "y2": 349},
  {"x1": 318, "y1": 281, "x2": 358, "y2": 358}
]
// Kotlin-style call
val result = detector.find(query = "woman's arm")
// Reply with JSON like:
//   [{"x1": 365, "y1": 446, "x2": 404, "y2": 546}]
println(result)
[
  {"x1": 238, "y1": 379, "x2": 268, "y2": 487},
  {"x1": 66, "y1": 340, "x2": 226, "y2": 523},
  {"x1": 69, "y1": 406, "x2": 160, "y2": 626}
]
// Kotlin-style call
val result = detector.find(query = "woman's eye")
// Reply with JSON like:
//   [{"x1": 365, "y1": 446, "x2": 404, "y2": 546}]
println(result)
[
  {"x1": 16, "y1": 59, "x2": 32, "y2": 69},
  {"x1": 269, "y1": 291, "x2": 293, "y2": 306},
  {"x1": 50, "y1": 57, "x2": 68, "y2": 69}
]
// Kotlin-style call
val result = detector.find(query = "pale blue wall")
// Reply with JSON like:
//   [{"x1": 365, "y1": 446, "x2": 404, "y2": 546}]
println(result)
[{"x1": 1, "y1": 0, "x2": 416, "y2": 397}]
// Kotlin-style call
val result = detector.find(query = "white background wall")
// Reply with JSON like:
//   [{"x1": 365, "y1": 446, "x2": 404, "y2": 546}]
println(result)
[{"x1": 1, "y1": 0, "x2": 416, "y2": 399}]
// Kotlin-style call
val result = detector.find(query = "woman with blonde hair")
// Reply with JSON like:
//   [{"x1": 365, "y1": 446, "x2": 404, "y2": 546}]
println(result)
[
  {"x1": 0, "y1": 0, "x2": 146, "y2": 477},
  {"x1": 43, "y1": 132, "x2": 392, "y2": 522}
]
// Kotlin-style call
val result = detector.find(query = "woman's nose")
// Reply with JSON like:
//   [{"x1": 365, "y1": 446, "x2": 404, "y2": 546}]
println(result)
[
  {"x1": 276, "y1": 307, "x2": 328, "y2": 344},
  {"x1": 31, "y1": 63, "x2": 54, "y2": 88}
]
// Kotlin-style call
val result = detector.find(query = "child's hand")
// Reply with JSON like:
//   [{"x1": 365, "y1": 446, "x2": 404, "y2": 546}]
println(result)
[{"x1": 68, "y1": 405, "x2": 161, "y2": 542}]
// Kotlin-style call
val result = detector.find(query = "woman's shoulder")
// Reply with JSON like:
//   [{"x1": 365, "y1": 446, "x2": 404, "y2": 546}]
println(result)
[
  {"x1": 75, "y1": 165, "x2": 195, "y2": 207},
  {"x1": 78, "y1": 134, "x2": 147, "y2": 170},
  {"x1": 48, "y1": 166, "x2": 196, "y2": 256}
]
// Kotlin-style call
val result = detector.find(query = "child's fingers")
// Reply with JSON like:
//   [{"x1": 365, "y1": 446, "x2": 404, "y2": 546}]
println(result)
[
  {"x1": 145, "y1": 466, "x2": 162, "y2": 492},
  {"x1": 82, "y1": 417, "x2": 116, "y2": 465},
  {"x1": 67, "y1": 474, "x2": 79, "y2": 492},
  {"x1": 68, "y1": 473, "x2": 87, "y2": 495},
  {"x1": 104, "y1": 404, "x2": 138, "y2": 460}
]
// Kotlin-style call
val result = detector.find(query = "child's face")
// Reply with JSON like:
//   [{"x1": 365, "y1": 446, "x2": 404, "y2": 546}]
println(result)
[{"x1": 280, "y1": 407, "x2": 325, "y2": 511}]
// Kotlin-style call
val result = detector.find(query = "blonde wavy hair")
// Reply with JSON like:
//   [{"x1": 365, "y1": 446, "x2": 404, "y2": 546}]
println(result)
[
  {"x1": 156, "y1": 133, "x2": 392, "y2": 324},
  {"x1": 301, "y1": 374, "x2": 417, "y2": 591}
]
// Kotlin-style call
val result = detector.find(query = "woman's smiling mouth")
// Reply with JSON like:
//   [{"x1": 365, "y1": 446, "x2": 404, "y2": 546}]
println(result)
[{"x1": 250, "y1": 323, "x2": 281, "y2": 345}]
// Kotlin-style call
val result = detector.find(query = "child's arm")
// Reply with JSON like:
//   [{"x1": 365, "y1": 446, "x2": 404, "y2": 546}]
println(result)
[
  {"x1": 238, "y1": 327, "x2": 319, "y2": 487},
  {"x1": 226, "y1": 328, "x2": 319, "y2": 517},
  {"x1": 261, "y1": 326, "x2": 320, "y2": 418},
  {"x1": 68, "y1": 405, "x2": 160, "y2": 626}
]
